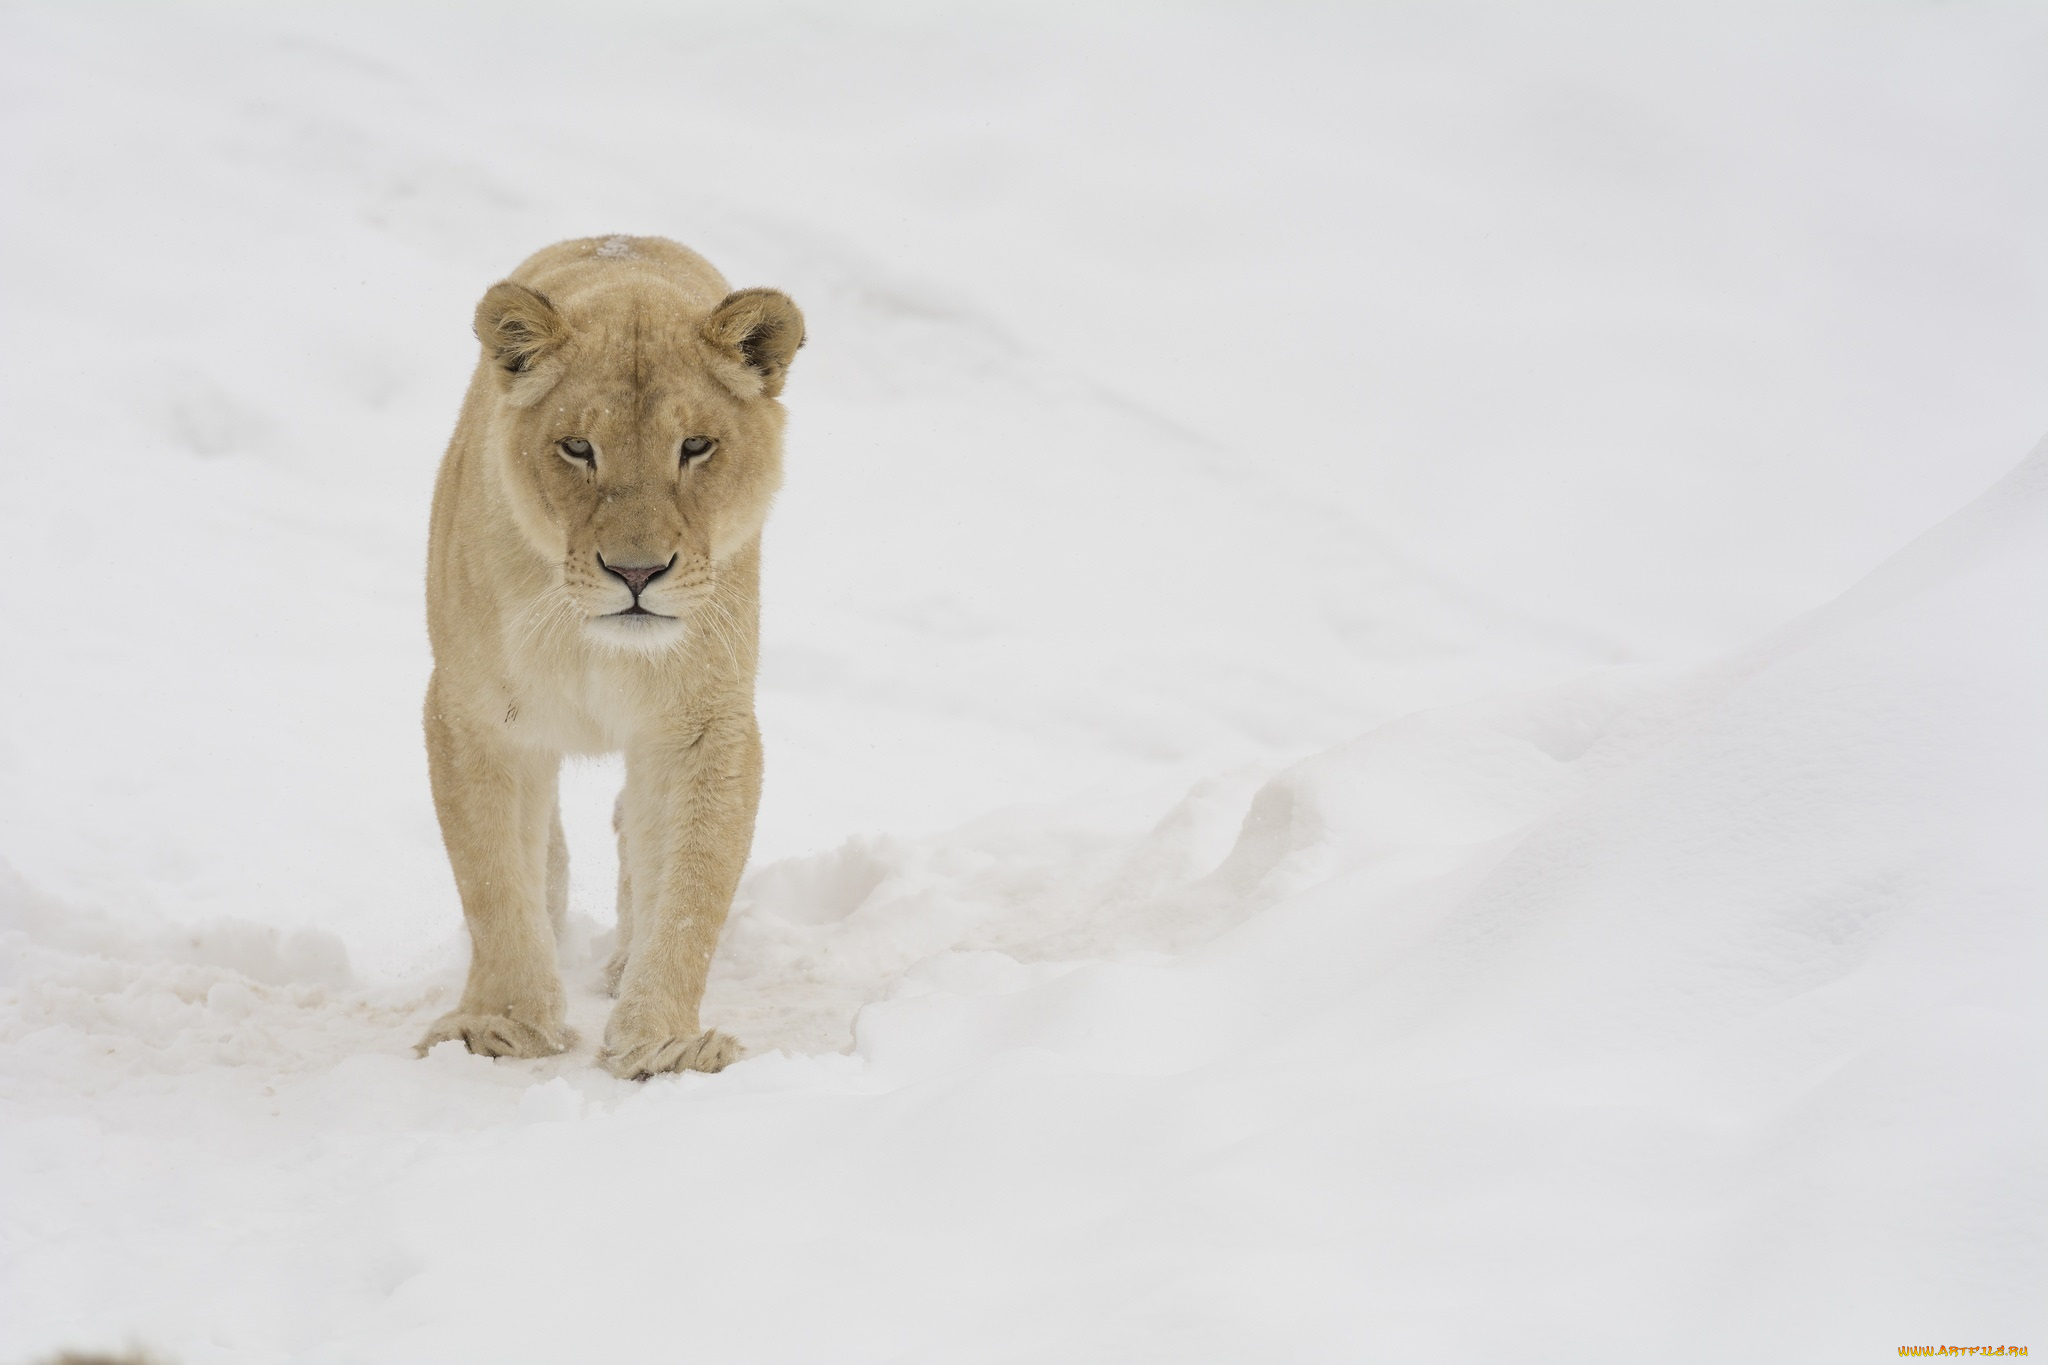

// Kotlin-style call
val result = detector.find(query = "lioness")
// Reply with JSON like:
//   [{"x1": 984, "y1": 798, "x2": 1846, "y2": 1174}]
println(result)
[{"x1": 418, "y1": 235, "x2": 801, "y2": 1078}]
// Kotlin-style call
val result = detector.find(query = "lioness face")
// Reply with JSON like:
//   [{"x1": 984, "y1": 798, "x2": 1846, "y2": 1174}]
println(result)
[{"x1": 473, "y1": 279, "x2": 802, "y2": 654}]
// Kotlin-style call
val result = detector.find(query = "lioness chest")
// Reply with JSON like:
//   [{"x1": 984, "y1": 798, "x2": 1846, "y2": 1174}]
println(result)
[{"x1": 495, "y1": 632, "x2": 720, "y2": 757}]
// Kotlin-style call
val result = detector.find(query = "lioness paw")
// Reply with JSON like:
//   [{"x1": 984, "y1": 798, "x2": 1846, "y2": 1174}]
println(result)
[
  {"x1": 602, "y1": 1027, "x2": 742, "y2": 1080},
  {"x1": 416, "y1": 1010, "x2": 574, "y2": 1060}
]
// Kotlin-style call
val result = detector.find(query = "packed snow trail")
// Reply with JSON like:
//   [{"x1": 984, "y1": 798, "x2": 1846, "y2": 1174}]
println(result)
[{"x1": 3, "y1": 4, "x2": 2046, "y2": 1362}]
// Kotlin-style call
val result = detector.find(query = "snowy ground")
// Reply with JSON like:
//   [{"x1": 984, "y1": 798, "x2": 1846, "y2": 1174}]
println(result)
[{"x1": 1, "y1": 3, "x2": 2045, "y2": 1361}]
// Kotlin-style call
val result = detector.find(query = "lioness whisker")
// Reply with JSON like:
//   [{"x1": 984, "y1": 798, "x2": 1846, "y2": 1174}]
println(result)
[{"x1": 704, "y1": 592, "x2": 748, "y2": 675}]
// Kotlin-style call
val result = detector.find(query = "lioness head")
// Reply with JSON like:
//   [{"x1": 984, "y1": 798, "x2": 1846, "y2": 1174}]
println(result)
[{"x1": 471, "y1": 259, "x2": 803, "y2": 654}]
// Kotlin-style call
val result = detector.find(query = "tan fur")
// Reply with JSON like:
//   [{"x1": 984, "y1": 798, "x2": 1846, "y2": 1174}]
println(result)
[{"x1": 417, "y1": 235, "x2": 802, "y2": 1079}]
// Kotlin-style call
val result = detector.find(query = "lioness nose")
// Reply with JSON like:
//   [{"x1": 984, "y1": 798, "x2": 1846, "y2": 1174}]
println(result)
[{"x1": 599, "y1": 555, "x2": 674, "y2": 598}]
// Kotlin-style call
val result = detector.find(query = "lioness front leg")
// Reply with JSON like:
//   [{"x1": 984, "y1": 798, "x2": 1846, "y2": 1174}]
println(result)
[
  {"x1": 417, "y1": 685, "x2": 574, "y2": 1059},
  {"x1": 602, "y1": 716, "x2": 761, "y2": 1079}
]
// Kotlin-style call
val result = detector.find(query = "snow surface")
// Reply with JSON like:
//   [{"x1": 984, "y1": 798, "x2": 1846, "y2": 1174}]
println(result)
[{"x1": 2, "y1": 3, "x2": 2045, "y2": 1361}]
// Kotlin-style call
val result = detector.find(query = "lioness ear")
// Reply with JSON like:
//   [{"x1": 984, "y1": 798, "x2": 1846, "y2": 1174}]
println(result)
[
  {"x1": 700, "y1": 288, "x2": 804, "y2": 399},
  {"x1": 474, "y1": 281, "x2": 570, "y2": 377}
]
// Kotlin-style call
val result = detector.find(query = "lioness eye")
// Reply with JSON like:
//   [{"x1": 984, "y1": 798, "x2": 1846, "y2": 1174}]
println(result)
[
  {"x1": 557, "y1": 437, "x2": 594, "y2": 464},
  {"x1": 680, "y1": 436, "x2": 716, "y2": 465}
]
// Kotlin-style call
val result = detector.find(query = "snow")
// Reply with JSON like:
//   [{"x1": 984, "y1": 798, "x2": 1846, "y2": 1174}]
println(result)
[{"x1": 2, "y1": 2, "x2": 2044, "y2": 1360}]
